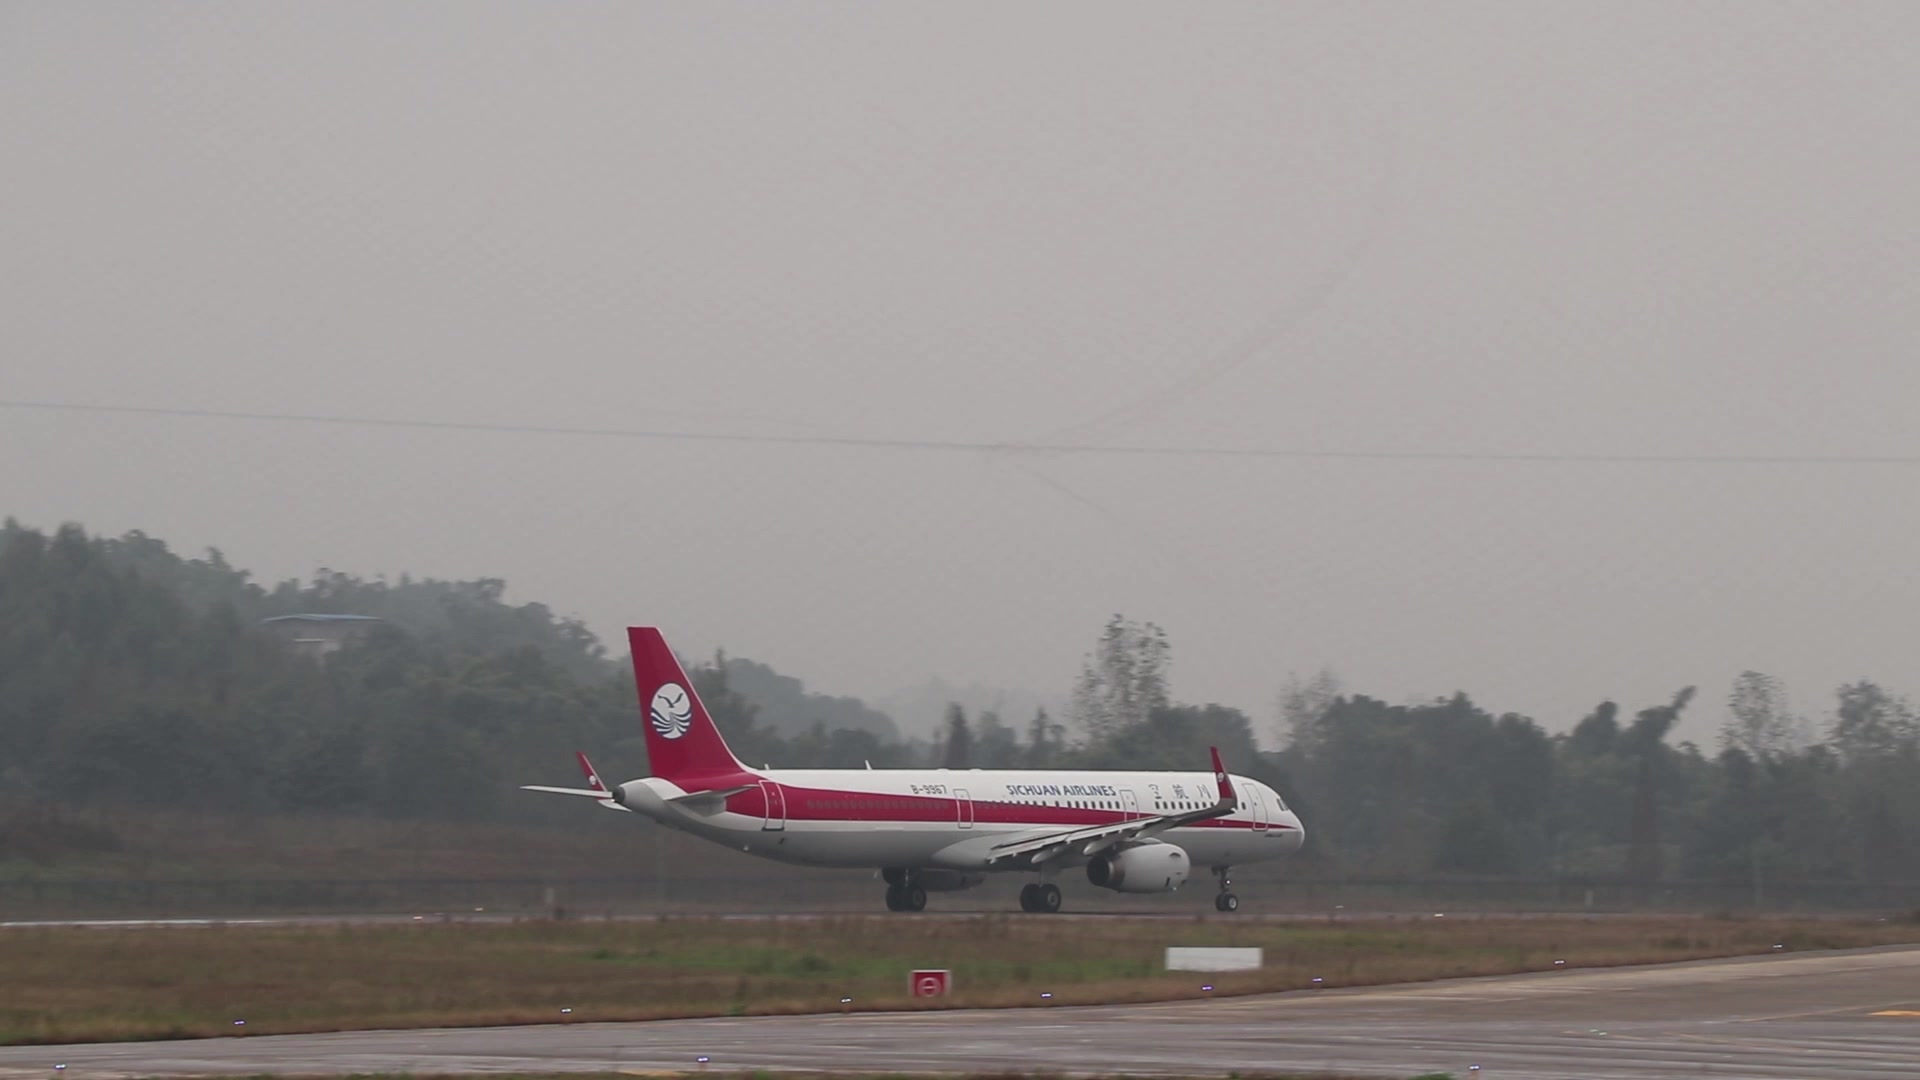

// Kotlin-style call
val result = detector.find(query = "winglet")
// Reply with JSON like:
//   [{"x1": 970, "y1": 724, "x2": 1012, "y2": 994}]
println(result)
[
  {"x1": 575, "y1": 751, "x2": 609, "y2": 795},
  {"x1": 517, "y1": 751, "x2": 630, "y2": 811},
  {"x1": 1210, "y1": 746, "x2": 1235, "y2": 805}
]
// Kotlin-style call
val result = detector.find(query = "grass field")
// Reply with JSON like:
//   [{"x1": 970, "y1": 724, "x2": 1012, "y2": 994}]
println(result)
[
  {"x1": 122, "y1": 1074, "x2": 1381, "y2": 1080},
  {"x1": 6, "y1": 912, "x2": 1919, "y2": 1046}
]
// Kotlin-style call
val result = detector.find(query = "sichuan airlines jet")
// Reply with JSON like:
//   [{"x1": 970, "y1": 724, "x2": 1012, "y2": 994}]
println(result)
[{"x1": 525, "y1": 627, "x2": 1304, "y2": 913}]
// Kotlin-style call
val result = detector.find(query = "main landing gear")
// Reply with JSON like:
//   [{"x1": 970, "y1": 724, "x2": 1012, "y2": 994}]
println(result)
[
  {"x1": 881, "y1": 868, "x2": 927, "y2": 912},
  {"x1": 885, "y1": 883, "x2": 927, "y2": 912},
  {"x1": 1213, "y1": 865, "x2": 1239, "y2": 913},
  {"x1": 1019, "y1": 882, "x2": 1063, "y2": 913}
]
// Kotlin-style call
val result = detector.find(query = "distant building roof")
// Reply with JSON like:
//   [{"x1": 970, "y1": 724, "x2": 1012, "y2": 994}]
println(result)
[{"x1": 259, "y1": 614, "x2": 385, "y2": 624}]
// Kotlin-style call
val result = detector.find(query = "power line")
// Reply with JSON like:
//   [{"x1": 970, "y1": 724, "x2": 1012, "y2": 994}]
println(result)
[{"x1": 5, "y1": 397, "x2": 1918, "y2": 465}]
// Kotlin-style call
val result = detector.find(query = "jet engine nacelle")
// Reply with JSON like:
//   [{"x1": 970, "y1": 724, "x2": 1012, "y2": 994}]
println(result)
[{"x1": 1086, "y1": 842, "x2": 1191, "y2": 893}]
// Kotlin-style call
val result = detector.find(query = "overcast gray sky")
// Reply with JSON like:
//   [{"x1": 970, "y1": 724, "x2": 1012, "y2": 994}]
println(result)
[{"x1": 5, "y1": 2, "x2": 1917, "y2": 746}]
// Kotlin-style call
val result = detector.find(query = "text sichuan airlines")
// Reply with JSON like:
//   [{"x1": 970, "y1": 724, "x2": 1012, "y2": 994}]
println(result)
[{"x1": 1003, "y1": 783, "x2": 1120, "y2": 797}]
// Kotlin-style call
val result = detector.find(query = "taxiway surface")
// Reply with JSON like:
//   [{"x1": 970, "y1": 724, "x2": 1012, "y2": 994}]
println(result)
[{"x1": 4, "y1": 945, "x2": 1917, "y2": 1078}]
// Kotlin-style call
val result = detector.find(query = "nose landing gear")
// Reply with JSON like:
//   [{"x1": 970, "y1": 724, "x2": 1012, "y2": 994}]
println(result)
[{"x1": 1212, "y1": 866, "x2": 1239, "y2": 913}]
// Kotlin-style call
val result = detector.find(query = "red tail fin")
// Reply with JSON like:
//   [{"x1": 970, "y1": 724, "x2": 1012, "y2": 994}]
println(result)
[{"x1": 628, "y1": 626, "x2": 748, "y2": 781}]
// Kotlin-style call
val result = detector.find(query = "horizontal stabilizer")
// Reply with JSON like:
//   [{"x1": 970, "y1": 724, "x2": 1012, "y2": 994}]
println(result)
[{"x1": 521, "y1": 784, "x2": 632, "y2": 811}]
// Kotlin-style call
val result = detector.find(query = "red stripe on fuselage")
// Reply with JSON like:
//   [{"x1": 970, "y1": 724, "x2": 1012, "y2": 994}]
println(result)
[{"x1": 702, "y1": 782, "x2": 1292, "y2": 831}]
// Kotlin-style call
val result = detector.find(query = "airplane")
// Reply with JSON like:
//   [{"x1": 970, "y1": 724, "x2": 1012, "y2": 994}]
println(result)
[{"x1": 525, "y1": 627, "x2": 1304, "y2": 913}]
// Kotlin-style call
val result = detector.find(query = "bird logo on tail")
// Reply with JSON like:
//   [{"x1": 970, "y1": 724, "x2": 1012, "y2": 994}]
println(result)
[{"x1": 650, "y1": 683, "x2": 692, "y2": 739}]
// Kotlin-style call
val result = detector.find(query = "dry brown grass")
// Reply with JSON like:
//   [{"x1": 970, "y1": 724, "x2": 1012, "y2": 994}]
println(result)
[
  {"x1": 0, "y1": 805, "x2": 652, "y2": 881},
  {"x1": 5, "y1": 913, "x2": 1917, "y2": 1045},
  {"x1": 140, "y1": 1074, "x2": 1372, "y2": 1080}
]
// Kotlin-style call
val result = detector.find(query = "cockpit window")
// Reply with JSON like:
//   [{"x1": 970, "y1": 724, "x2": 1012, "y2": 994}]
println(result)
[{"x1": 1267, "y1": 787, "x2": 1289, "y2": 812}]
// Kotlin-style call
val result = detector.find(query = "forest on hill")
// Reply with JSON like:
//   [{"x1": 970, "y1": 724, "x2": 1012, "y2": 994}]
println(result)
[{"x1": 3, "y1": 520, "x2": 1917, "y2": 884}]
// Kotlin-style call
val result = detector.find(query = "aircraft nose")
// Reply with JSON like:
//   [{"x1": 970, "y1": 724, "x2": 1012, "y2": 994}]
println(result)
[{"x1": 1283, "y1": 814, "x2": 1305, "y2": 851}]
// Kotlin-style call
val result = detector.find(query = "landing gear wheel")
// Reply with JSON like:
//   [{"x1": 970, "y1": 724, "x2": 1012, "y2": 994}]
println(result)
[
  {"x1": 1212, "y1": 865, "x2": 1238, "y2": 913},
  {"x1": 1036, "y1": 882, "x2": 1063, "y2": 913},
  {"x1": 901, "y1": 884, "x2": 928, "y2": 912},
  {"x1": 1019, "y1": 883, "x2": 1039, "y2": 912},
  {"x1": 885, "y1": 884, "x2": 904, "y2": 911}
]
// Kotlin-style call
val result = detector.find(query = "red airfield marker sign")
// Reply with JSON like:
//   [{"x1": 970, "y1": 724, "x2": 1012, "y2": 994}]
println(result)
[{"x1": 910, "y1": 969, "x2": 951, "y2": 997}]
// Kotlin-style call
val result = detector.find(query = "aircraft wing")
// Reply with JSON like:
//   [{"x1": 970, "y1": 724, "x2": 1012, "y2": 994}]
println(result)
[{"x1": 985, "y1": 747, "x2": 1239, "y2": 867}]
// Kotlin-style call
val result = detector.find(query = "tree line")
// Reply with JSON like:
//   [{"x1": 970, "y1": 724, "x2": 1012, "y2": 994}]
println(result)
[{"x1": 3, "y1": 522, "x2": 1917, "y2": 884}]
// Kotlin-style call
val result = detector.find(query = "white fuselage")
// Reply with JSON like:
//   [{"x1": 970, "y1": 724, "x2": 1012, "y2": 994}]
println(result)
[{"x1": 616, "y1": 766, "x2": 1304, "y2": 873}]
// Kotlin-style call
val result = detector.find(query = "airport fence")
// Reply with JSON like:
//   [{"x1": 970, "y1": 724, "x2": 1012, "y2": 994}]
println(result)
[{"x1": 2, "y1": 873, "x2": 1915, "y2": 921}]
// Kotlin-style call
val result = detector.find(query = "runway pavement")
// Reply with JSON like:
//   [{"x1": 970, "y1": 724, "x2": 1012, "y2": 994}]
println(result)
[
  {"x1": 0, "y1": 908, "x2": 1703, "y2": 929},
  {"x1": 4, "y1": 945, "x2": 1918, "y2": 1078}
]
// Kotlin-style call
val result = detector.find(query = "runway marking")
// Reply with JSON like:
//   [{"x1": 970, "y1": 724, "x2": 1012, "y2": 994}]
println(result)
[{"x1": 1728, "y1": 1001, "x2": 1908, "y2": 1024}]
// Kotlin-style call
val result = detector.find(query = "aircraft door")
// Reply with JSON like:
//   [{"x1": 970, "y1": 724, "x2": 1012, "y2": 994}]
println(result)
[
  {"x1": 1121, "y1": 789, "x2": 1141, "y2": 819},
  {"x1": 1244, "y1": 783, "x2": 1269, "y2": 831},
  {"x1": 954, "y1": 788, "x2": 974, "y2": 829},
  {"x1": 760, "y1": 781, "x2": 786, "y2": 831}
]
